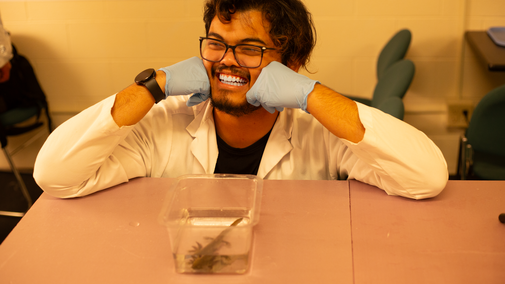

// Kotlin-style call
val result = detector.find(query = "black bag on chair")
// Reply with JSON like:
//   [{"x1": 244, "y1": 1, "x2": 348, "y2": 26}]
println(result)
[
  {"x1": 0, "y1": 44, "x2": 52, "y2": 142},
  {"x1": 0, "y1": 45, "x2": 47, "y2": 111},
  {"x1": 0, "y1": 45, "x2": 52, "y2": 217}
]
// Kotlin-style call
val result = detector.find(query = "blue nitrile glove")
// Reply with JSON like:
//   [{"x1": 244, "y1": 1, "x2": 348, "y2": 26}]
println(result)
[
  {"x1": 158, "y1": 57, "x2": 210, "y2": 107},
  {"x1": 246, "y1": 61, "x2": 319, "y2": 113}
]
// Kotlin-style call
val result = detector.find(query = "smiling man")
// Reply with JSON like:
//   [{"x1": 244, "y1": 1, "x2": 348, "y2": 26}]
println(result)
[{"x1": 34, "y1": 0, "x2": 448, "y2": 200}]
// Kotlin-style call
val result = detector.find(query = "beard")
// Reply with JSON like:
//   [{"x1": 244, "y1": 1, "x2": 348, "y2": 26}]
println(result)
[
  {"x1": 210, "y1": 65, "x2": 260, "y2": 117},
  {"x1": 210, "y1": 90, "x2": 260, "y2": 117}
]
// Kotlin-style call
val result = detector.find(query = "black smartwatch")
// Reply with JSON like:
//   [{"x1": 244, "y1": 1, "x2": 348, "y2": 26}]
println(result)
[{"x1": 135, "y1": 68, "x2": 165, "y2": 103}]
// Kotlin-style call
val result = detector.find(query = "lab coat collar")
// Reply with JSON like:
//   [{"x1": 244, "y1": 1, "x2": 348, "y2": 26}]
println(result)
[
  {"x1": 186, "y1": 101, "x2": 218, "y2": 174},
  {"x1": 257, "y1": 109, "x2": 294, "y2": 178}
]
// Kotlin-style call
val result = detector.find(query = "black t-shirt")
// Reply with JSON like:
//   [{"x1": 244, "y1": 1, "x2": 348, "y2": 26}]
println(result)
[{"x1": 214, "y1": 130, "x2": 271, "y2": 175}]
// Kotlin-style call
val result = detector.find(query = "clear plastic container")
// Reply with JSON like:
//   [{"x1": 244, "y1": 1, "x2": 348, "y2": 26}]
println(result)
[{"x1": 159, "y1": 174, "x2": 263, "y2": 274}]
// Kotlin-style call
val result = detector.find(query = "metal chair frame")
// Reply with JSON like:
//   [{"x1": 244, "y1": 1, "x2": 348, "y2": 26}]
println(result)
[{"x1": 0, "y1": 113, "x2": 50, "y2": 217}]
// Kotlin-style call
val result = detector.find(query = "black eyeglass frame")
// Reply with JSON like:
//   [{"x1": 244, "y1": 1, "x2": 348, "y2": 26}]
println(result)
[{"x1": 199, "y1": 37, "x2": 277, "y2": 68}]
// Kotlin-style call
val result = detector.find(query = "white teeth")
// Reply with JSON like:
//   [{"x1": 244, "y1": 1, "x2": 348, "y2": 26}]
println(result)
[{"x1": 219, "y1": 74, "x2": 247, "y2": 86}]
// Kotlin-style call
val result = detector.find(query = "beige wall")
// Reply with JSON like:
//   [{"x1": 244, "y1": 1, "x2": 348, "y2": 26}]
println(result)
[
  {"x1": 1, "y1": 0, "x2": 504, "y2": 111},
  {"x1": 1, "y1": 0, "x2": 206, "y2": 112},
  {"x1": 0, "y1": 0, "x2": 505, "y2": 174}
]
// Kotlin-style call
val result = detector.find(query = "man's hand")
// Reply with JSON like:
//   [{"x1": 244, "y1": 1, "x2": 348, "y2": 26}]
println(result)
[
  {"x1": 158, "y1": 57, "x2": 210, "y2": 106},
  {"x1": 246, "y1": 61, "x2": 318, "y2": 113},
  {"x1": 112, "y1": 57, "x2": 210, "y2": 127},
  {"x1": 246, "y1": 61, "x2": 364, "y2": 143}
]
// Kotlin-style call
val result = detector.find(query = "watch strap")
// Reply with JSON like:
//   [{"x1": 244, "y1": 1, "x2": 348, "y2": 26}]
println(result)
[{"x1": 144, "y1": 74, "x2": 165, "y2": 103}]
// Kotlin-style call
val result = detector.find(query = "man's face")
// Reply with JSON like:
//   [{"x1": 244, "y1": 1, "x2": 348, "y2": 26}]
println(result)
[{"x1": 203, "y1": 10, "x2": 282, "y2": 116}]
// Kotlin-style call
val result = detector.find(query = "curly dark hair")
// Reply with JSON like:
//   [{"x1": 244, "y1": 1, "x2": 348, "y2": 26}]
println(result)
[{"x1": 203, "y1": 0, "x2": 316, "y2": 71}]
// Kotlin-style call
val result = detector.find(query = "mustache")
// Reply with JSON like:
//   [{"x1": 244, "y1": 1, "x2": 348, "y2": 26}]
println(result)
[{"x1": 212, "y1": 65, "x2": 251, "y2": 81}]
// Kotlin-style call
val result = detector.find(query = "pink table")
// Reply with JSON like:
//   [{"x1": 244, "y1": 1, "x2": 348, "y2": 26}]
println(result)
[
  {"x1": 0, "y1": 178, "x2": 353, "y2": 284},
  {"x1": 350, "y1": 180, "x2": 505, "y2": 284}
]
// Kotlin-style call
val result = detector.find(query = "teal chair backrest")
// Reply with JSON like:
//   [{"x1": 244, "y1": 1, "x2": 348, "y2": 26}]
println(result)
[
  {"x1": 376, "y1": 96, "x2": 405, "y2": 120},
  {"x1": 371, "y1": 59, "x2": 415, "y2": 110},
  {"x1": 466, "y1": 84, "x2": 505, "y2": 156},
  {"x1": 465, "y1": 84, "x2": 505, "y2": 180},
  {"x1": 377, "y1": 29, "x2": 412, "y2": 80}
]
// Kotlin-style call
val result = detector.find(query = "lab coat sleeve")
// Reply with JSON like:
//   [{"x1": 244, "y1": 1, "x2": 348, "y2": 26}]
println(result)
[
  {"x1": 33, "y1": 95, "x2": 149, "y2": 198},
  {"x1": 335, "y1": 103, "x2": 448, "y2": 199}
]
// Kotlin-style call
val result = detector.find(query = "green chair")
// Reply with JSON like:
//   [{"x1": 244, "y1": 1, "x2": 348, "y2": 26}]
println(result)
[
  {"x1": 0, "y1": 45, "x2": 52, "y2": 217},
  {"x1": 345, "y1": 29, "x2": 413, "y2": 119},
  {"x1": 377, "y1": 29, "x2": 412, "y2": 80},
  {"x1": 376, "y1": 96, "x2": 405, "y2": 120},
  {"x1": 353, "y1": 59, "x2": 414, "y2": 119},
  {"x1": 0, "y1": 106, "x2": 49, "y2": 217},
  {"x1": 460, "y1": 84, "x2": 505, "y2": 180},
  {"x1": 371, "y1": 60, "x2": 414, "y2": 109}
]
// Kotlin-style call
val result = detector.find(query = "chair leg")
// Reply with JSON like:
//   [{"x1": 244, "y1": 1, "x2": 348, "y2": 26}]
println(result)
[
  {"x1": 44, "y1": 105, "x2": 53, "y2": 133},
  {"x1": 0, "y1": 148, "x2": 33, "y2": 218},
  {"x1": 459, "y1": 136, "x2": 467, "y2": 180}
]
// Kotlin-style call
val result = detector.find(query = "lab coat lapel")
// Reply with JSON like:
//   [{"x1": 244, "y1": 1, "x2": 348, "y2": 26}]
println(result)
[
  {"x1": 186, "y1": 102, "x2": 218, "y2": 174},
  {"x1": 257, "y1": 109, "x2": 293, "y2": 178}
]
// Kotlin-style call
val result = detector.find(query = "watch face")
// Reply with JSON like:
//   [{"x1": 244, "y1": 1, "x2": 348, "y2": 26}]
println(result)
[{"x1": 135, "y1": 68, "x2": 155, "y2": 84}]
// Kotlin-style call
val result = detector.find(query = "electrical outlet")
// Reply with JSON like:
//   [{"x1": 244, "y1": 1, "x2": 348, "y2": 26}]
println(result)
[{"x1": 447, "y1": 101, "x2": 474, "y2": 128}]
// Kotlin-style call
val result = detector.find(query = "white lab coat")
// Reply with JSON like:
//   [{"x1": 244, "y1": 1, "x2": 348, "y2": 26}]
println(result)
[{"x1": 34, "y1": 94, "x2": 448, "y2": 199}]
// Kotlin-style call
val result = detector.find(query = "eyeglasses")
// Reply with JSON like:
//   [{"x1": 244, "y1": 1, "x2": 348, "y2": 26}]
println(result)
[{"x1": 199, "y1": 37, "x2": 277, "y2": 68}]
